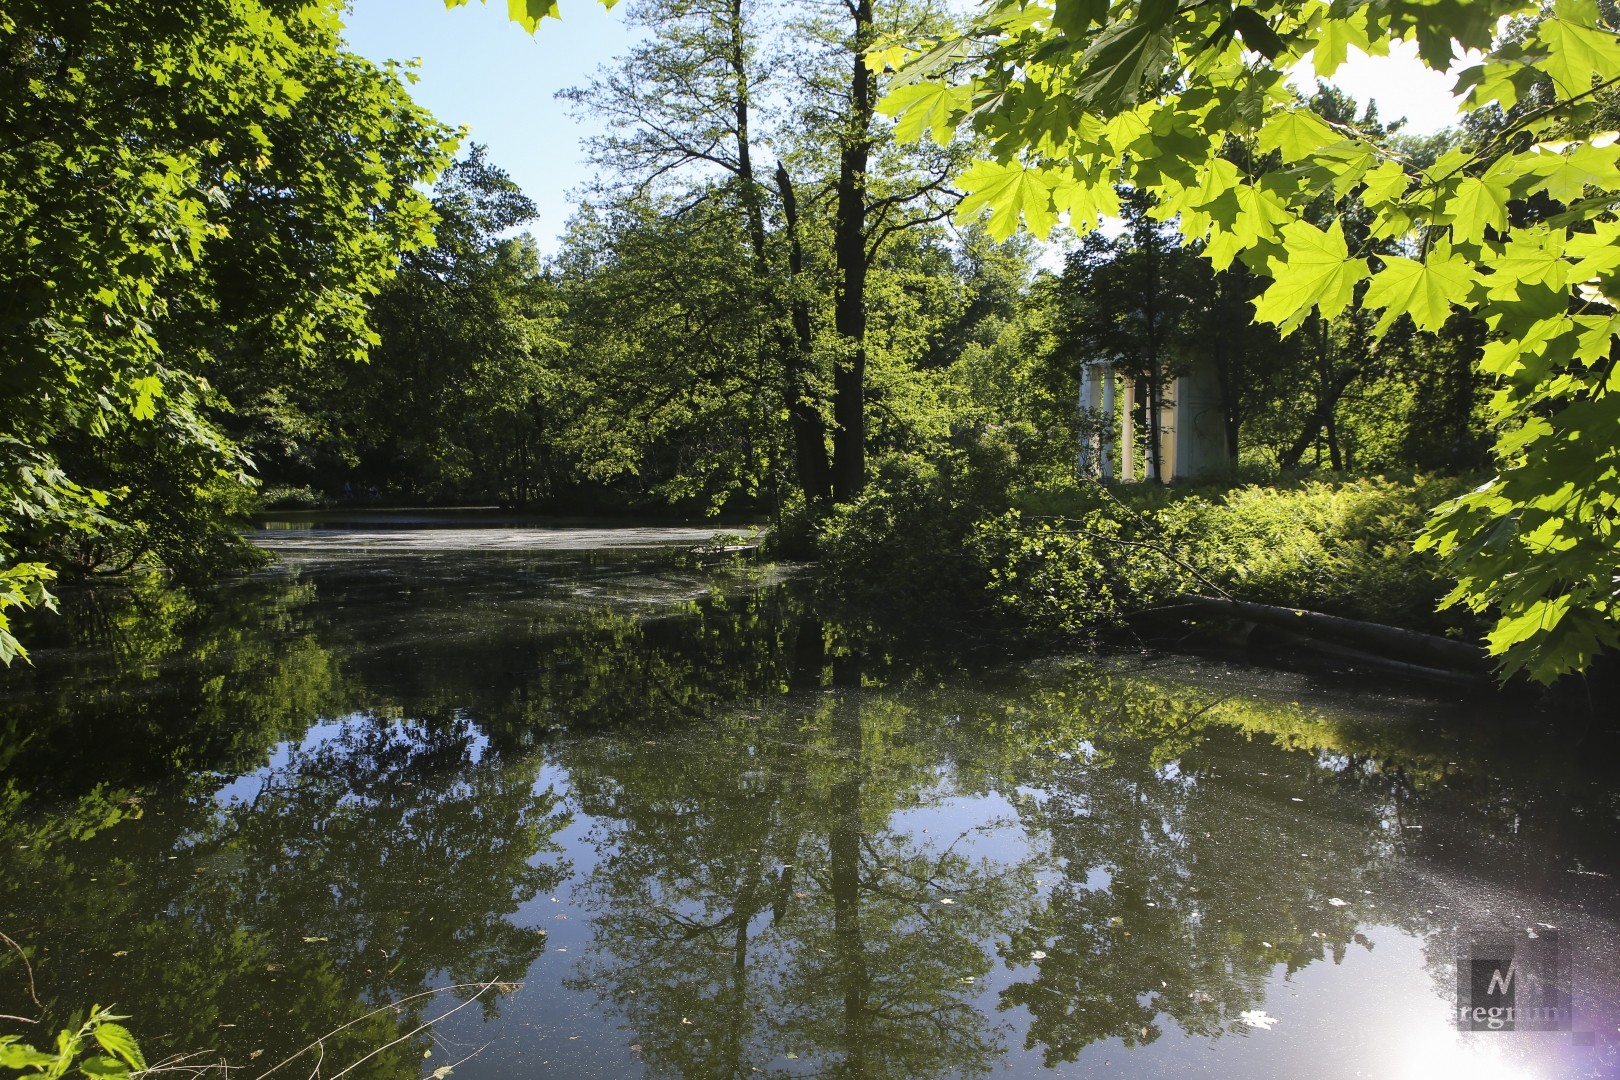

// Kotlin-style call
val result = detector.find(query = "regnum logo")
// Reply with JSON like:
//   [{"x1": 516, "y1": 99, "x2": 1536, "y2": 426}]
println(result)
[{"x1": 1457, "y1": 928, "x2": 1573, "y2": 1032}]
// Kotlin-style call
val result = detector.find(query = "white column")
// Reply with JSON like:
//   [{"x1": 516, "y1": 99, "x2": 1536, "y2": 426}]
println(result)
[
  {"x1": 1120, "y1": 377, "x2": 1137, "y2": 482},
  {"x1": 1100, "y1": 365, "x2": 1116, "y2": 481},
  {"x1": 1076, "y1": 363, "x2": 1096, "y2": 478},
  {"x1": 1161, "y1": 373, "x2": 1181, "y2": 482}
]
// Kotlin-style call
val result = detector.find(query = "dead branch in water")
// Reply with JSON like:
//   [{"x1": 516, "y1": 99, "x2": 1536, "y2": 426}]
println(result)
[
  {"x1": 1140, "y1": 594, "x2": 1490, "y2": 674},
  {"x1": 137, "y1": 980, "x2": 520, "y2": 1080}
]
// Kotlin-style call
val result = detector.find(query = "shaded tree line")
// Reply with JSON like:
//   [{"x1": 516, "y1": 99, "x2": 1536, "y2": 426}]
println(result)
[{"x1": 0, "y1": 0, "x2": 1525, "y2": 667}]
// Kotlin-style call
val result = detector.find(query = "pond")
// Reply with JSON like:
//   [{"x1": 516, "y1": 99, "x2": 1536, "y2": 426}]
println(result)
[{"x1": 1, "y1": 524, "x2": 1617, "y2": 1079}]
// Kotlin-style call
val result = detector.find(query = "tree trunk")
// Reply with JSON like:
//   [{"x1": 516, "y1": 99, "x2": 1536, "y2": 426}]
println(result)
[
  {"x1": 1139, "y1": 222, "x2": 1166, "y2": 484},
  {"x1": 1155, "y1": 594, "x2": 1490, "y2": 673},
  {"x1": 727, "y1": 0, "x2": 767, "y2": 267},
  {"x1": 830, "y1": 0, "x2": 876, "y2": 504},
  {"x1": 1278, "y1": 348, "x2": 1357, "y2": 471},
  {"x1": 775, "y1": 165, "x2": 832, "y2": 506},
  {"x1": 1210, "y1": 269, "x2": 1248, "y2": 463},
  {"x1": 1443, "y1": 314, "x2": 1487, "y2": 468}
]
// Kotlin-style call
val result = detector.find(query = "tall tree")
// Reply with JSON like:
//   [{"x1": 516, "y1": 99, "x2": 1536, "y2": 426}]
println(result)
[
  {"x1": 560, "y1": 0, "x2": 964, "y2": 510},
  {"x1": 0, "y1": 0, "x2": 452, "y2": 659},
  {"x1": 785, "y1": 0, "x2": 965, "y2": 502},
  {"x1": 552, "y1": 196, "x2": 781, "y2": 510},
  {"x1": 257, "y1": 146, "x2": 565, "y2": 505},
  {"x1": 560, "y1": 0, "x2": 832, "y2": 505},
  {"x1": 830, "y1": 0, "x2": 881, "y2": 503}
]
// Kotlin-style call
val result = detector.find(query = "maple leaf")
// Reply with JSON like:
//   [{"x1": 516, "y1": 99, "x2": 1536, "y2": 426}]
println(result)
[
  {"x1": 956, "y1": 160, "x2": 1058, "y2": 240},
  {"x1": 1253, "y1": 219, "x2": 1368, "y2": 332},
  {"x1": 881, "y1": 81, "x2": 969, "y2": 146},
  {"x1": 1364, "y1": 247, "x2": 1479, "y2": 334}
]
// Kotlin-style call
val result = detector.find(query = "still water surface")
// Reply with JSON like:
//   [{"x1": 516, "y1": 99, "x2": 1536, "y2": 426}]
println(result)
[{"x1": 2, "y1": 525, "x2": 1618, "y2": 1079}]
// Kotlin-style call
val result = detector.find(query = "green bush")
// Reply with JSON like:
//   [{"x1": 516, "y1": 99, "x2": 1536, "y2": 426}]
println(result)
[
  {"x1": 973, "y1": 476, "x2": 1479, "y2": 641},
  {"x1": 816, "y1": 467, "x2": 1484, "y2": 643},
  {"x1": 256, "y1": 485, "x2": 333, "y2": 511},
  {"x1": 1160, "y1": 477, "x2": 1472, "y2": 627},
  {"x1": 968, "y1": 503, "x2": 1187, "y2": 638},
  {"x1": 813, "y1": 428, "x2": 1026, "y2": 617}
]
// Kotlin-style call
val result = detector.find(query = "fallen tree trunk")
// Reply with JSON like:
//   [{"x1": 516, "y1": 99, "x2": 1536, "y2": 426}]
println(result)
[
  {"x1": 1251, "y1": 623, "x2": 1491, "y2": 687},
  {"x1": 1141, "y1": 594, "x2": 1490, "y2": 674}
]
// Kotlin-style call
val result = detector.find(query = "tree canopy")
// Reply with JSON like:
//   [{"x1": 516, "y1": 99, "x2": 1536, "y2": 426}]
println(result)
[
  {"x1": 0, "y1": 0, "x2": 456, "y2": 660},
  {"x1": 463, "y1": 0, "x2": 1620, "y2": 681},
  {"x1": 6, "y1": 0, "x2": 1614, "y2": 681},
  {"x1": 870, "y1": 0, "x2": 1620, "y2": 682}
]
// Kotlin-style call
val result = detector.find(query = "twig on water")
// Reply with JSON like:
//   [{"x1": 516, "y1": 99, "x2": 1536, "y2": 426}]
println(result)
[
  {"x1": 255, "y1": 980, "x2": 517, "y2": 1080},
  {"x1": 0, "y1": 929, "x2": 41, "y2": 1014}
]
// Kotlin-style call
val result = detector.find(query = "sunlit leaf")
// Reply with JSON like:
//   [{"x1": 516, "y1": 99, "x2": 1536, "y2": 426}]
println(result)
[
  {"x1": 1363, "y1": 247, "x2": 1478, "y2": 334},
  {"x1": 956, "y1": 160, "x2": 1058, "y2": 240},
  {"x1": 1253, "y1": 220, "x2": 1368, "y2": 331}
]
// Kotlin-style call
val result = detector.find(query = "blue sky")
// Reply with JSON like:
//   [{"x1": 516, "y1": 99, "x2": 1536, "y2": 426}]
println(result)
[
  {"x1": 339, "y1": 2, "x2": 1469, "y2": 257},
  {"x1": 341, "y1": 0, "x2": 638, "y2": 253}
]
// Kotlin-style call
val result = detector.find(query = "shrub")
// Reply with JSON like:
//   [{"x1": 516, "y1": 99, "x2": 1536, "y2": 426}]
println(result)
[
  {"x1": 257, "y1": 485, "x2": 333, "y2": 511},
  {"x1": 811, "y1": 456, "x2": 1482, "y2": 644},
  {"x1": 968, "y1": 501, "x2": 1190, "y2": 639},
  {"x1": 1158, "y1": 476, "x2": 1473, "y2": 629},
  {"x1": 856, "y1": 471, "x2": 1479, "y2": 640},
  {"x1": 813, "y1": 428, "x2": 1025, "y2": 618}
]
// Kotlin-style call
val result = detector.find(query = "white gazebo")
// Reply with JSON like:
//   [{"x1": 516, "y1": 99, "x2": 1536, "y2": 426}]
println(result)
[{"x1": 1077, "y1": 359, "x2": 1230, "y2": 482}]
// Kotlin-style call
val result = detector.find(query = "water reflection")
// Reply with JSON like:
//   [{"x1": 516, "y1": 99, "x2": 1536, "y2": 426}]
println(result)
[
  {"x1": 559, "y1": 645, "x2": 1032, "y2": 1079},
  {"x1": 0, "y1": 711, "x2": 568, "y2": 1074},
  {"x1": 0, "y1": 542, "x2": 1616, "y2": 1079}
]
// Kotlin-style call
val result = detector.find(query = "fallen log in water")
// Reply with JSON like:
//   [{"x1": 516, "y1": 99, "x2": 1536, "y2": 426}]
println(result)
[{"x1": 1140, "y1": 594, "x2": 1491, "y2": 676}]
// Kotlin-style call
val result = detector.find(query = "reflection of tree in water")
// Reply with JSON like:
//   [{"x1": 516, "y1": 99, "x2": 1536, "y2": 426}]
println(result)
[
  {"x1": 989, "y1": 661, "x2": 1620, "y2": 1064},
  {"x1": 0, "y1": 554, "x2": 867, "y2": 1077},
  {"x1": 0, "y1": 575, "x2": 342, "y2": 801},
  {"x1": 0, "y1": 716, "x2": 570, "y2": 1077},
  {"x1": 5, "y1": 557, "x2": 1620, "y2": 1076},
  {"x1": 263, "y1": 553, "x2": 811, "y2": 748},
  {"x1": 998, "y1": 725, "x2": 1380, "y2": 1062},
  {"x1": 0, "y1": 554, "x2": 817, "y2": 795},
  {"x1": 553, "y1": 649, "x2": 1594, "y2": 1074},
  {"x1": 982, "y1": 667, "x2": 1414, "y2": 1061},
  {"x1": 221, "y1": 719, "x2": 570, "y2": 1007},
  {"x1": 534, "y1": 637, "x2": 1620, "y2": 1077},
  {"x1": 559, "y1": 640, "x2": 1033, "y2": 1079}
]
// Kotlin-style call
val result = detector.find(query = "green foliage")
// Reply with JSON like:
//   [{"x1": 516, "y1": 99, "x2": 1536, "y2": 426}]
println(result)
[
  {"x1": 256, "y1": 486, "x2": 333, "y2": 511},
  {"x1": 944, "y1": 275, "x2": 1077, "y2": 476},
  {"x1": 0, "y1": 1006, "x2": 144, "y2": 1079},
  {"x1": 538, "y1": 0, "x2": 981, "y2": 510},
  {"x1": 968, "y1": 501, "x2": 1180, "y2": 638},
  {"x1": 552, "y1": 198, "x2": 780, "y2": 511},
  {"x1": 813, "y1": 440, "x2": 1019, "y2": 615},
  {"x1": 247, "y1": 146, "x2": 566, "y2": 506},
  {"x1": 0, "y1": 564, "x2": 55, "y2": 666},
  {"x1": 0, "y1": 0, "x2": 454, "y2": 652},
  {"x1": 1159, "y1": 476, "x2": 1473, "y2": 625},
  {"x1": 881, "y1": 0, "x2": 1620, "y2": 680},
  {"x1": 839, "y1": 474, "x2": 1476, "y2": 642},
  {"x1": 0, "y1": 444, "x2": 109, "y2": 662},
  {"x1": 541, "y1": 185, "x2": 1032, "y2": 515}
]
